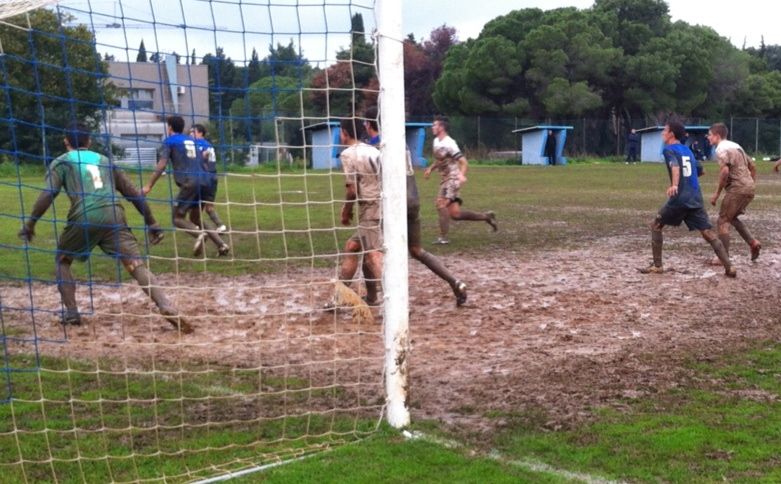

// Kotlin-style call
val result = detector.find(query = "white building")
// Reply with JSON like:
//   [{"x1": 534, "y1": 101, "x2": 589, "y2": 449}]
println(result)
[{"x1": 106, "y1": 56, "x2": 209, "y2": 164}]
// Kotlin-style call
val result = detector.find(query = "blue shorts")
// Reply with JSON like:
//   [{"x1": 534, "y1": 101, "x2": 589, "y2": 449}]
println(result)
[{"x1": 657, "y1": 204, "x2": 711, "y2": 231}]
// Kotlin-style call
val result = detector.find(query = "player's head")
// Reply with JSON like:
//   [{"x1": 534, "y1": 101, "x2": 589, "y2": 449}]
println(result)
[
  {"x1": 708, "y1": 122, "x2": 728, "y2": 144},
  {"x1": 432, "y1": 115, "x2": 449, "y2": 136},
  {"x1": 340, "y1": 118, "x2": 362, "y2": 144},
  {"x1": 664, "y1": 120, "x2": 686, "y2": 143},
  {"x1": 166, "y1": 115, "x2": 185, "y2": 134},
  {"x1": 64, "y1": 122, "x2": 91, "y2": 149},
  {"x1": 363, "y1": 106, "x2": 379, "y2": 135},
  {"x1": 191, "y1": 123, "x2": 207, "y2": 138}
]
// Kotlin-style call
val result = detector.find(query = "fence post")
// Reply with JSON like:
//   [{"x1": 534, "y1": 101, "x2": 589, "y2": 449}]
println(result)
[{"x1": 755, "y1": 118, "x2": 759, "y2": 154}]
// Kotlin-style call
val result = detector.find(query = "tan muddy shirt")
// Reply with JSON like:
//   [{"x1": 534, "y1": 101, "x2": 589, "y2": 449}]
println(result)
[
  {"x1": 716, "y1": 140, "x2": 755, "y2": 195},
  {"x1": 340, "y1": 142, "x2": 382, "y2": 221}
]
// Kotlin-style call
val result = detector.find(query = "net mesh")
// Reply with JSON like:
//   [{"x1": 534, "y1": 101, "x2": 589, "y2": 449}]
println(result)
[{"x1": 0, "y1": 1, "x2": 387, "y2": 481}]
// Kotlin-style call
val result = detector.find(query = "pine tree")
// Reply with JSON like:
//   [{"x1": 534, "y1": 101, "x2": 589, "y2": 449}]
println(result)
[{"x1": 136, "y1": 39, "x2": 147, "y2": 62}]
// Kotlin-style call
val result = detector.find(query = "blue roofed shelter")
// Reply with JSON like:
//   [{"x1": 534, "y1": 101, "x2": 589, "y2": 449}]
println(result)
[
  {"x1": 512, "y1": 125, "x2": 574, "y2": 165},
  {"x1": 303, "y1": 121, "x2": 431, "y2": 169},
  {"x1": 637, "y1": 125, "x2": 712, "y2": 162},
  {"x1": 303, "y1": 121, "x2": 341, "y2": 170}
]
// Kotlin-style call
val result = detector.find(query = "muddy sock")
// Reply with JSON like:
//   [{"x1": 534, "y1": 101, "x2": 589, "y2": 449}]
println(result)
[
  {"x1": 173, "y1": 215, "x2": 202, "y2": 238},
  {"x1": 651, "y1": 230, "x2": 663, "y2": 267},
  {"x1": 452, "y1": 209, "x2": 488, "y2": 221},
  {"x1": 201, "y1": 218, "x2": 226, "y2": 248},
  {"x1": 413, "y1": 250, "x2": 457, "y2": 287},
  {"x1": 708, "y1": 238, "x2": 731, "y2": 269},
  {"x1": 437, "y1": 208, "x2": 450, "y2": 238},
  {"x1": 131, "y1": 265, "x2": 172, "y2": 311},
  {"x1": 718, "y1": 233, "x2": 731, "y2": 257},
  {"x1": 731, "y1": 218, "x2": 754, "y2": 246},
  {"x1": 207, "y1": 208, "x2": 224, "y2": 227},
  {"x1": 56, "y1": 262, "x2": 78, "y2": 311}
]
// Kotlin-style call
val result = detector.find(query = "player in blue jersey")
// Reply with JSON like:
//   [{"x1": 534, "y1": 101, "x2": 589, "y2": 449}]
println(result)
[
  {"x1": 143, "y1": 116, "x2": 229, "y2": 257},
  {"x1": 191, "y1": 124, "x2": 226, "y2": 233},
  {"x1": 639, "y1": 120, "x2": 735, "y2": 277}
]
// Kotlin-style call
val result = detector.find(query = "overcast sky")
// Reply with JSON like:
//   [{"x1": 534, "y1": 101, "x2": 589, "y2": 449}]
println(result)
[{"x1": 57, "y1": 0, "x2": 780, "y2": 63}]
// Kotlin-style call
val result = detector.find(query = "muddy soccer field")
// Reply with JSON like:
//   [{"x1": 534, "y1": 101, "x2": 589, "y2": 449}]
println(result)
[{"x1": 3, "y1": 163, "x2": 781, "y2": 440}]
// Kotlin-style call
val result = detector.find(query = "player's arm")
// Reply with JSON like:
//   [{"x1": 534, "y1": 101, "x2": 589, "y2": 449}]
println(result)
[
  {"x1": 710, "y1": 163, "x2": 729, "y2": 206},
  {"x1": 424, "y1": 156, "x2": 446, "y2": 179},
  {"x1": 456, "y1": 155, "x2": 468, "y2": 183},
  {"x1": 341, "y1": 182, "x2": 357, "y2": 226},
  {"x1": 114, "y1": 168, "x2": 157, "y2": 226},
  {"x1": 143, "y1": 153, "x2": 169, "y2": 195},
  {"x1": 667, "y1": 165, "x2": 680, "y2": 198},
  {"x1": 748, "y1": 157, "x2": 757, "y2": 182},
  {"x1": 18, "y1": 167, "x2": 63, "y2": 242},
  {"x1": 114, "y1": 168, "x2": 165, "y2": 244}
]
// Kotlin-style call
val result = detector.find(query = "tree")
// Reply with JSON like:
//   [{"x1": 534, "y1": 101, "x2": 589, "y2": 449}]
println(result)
[
  {"x1": 190, "y1": 48, "x2": 196, "y2": 65},
  {"x1": 247, "y1": 48, "x2": 261, "y2": 85},
  {"x1": 0, "y1": 9, "x2": 116, "y2": 163},
  {"x1": 258, "y1": 41, "x2": 310, "y2": 80},
  {"x1": 310, "y1": 13, "x2": 375, "y2": 116},
  {"x1": 229, "y1": 76, "x2": 302, "y2": 144},
  {"x1": 136, "y1": 39, "x2": 147, "y2": 62},
  {"x1": 202, "y1": 47, "x2": 239, "y2": 118},
  {"x1": 434, "y1": 7, "x2": 618, "y2": 118},
  {"x1": 403, "y1": 25, "x2": 459, "y2": 116}
]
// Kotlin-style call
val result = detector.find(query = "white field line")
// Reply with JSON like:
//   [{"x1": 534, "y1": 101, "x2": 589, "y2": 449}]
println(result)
[{"x1": 402, "y1": 430, "x2": 625, "y2": 484}]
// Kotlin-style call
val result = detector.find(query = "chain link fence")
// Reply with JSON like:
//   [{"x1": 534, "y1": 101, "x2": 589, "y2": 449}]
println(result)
[{"x1": 407, "y1": 116, "x2": 781, "y2": 160}]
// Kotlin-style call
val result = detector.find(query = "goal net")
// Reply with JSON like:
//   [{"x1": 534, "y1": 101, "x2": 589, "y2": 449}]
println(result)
[{"x1": 0, "y1": 0, "x2": 408, "y2": 481}]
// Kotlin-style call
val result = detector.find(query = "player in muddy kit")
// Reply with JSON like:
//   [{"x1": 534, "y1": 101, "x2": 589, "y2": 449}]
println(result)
[
  {"x1": 639, "y1": 120, "x2": 736, "y2": 277},
  {"x1": 424, "y1": 115, "x2": 497, "y2": 245},
  {"x1": 335, "y1": 118, "x2": 384, "y2": 306},
  {"x1": 363, "y1": 107, "x2": 468, "y2": 306},
  {"x1": 18, "y1": 122, "x2": 191, "y2": 333},
  {"x1": 706, "y1": 123, "x2": 761, "y2": 263},
  {"x1": 143, "y1": 115, "x2": 229, "y2": 258}
]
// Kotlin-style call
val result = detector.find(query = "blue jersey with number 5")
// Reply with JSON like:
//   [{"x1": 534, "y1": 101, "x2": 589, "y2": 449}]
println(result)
[{"x1": 663, "y1": 143, "x2": 703, "y2": 209}]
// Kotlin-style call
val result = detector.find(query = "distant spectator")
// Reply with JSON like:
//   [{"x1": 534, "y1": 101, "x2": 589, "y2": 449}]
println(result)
[
  {"x1": 626, "y1": 128, "x2": 639, "y2": 164},
  {"x1": 544, "y1": 130, "x2": 558, "y2": 166}
]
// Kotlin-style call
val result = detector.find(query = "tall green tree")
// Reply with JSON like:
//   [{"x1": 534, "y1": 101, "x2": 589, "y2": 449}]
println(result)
[
  {"x1": 310, "y1": 13, "x2": 375, "y2": 116},
  {"x1": 202, "y1": 47, "x2": 239, "y2": 118},
  {"x1": 434, "y1": 7, "x2": 618, "y2": 118},
  {"x1": 136, "y1": 39, "x2": 147, "y2": 62},
  {"x1": 0, "y1": 9, "x2": 115, "y2": 163}
]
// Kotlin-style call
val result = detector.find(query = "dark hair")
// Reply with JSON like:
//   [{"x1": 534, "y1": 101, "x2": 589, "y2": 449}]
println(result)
[
  {"x1": 709, "y1": 122, "x2": 728, "y2": 139},
  {"x1": 167, "y1": 115, "x2": 185, "y2": 134},
  {"x1": 340, "y1": 118, "x2": 363, "y2": 141},
  {"x1": 434, "y1": 115, "x2": 450, "y2": 132},
  {"x1": 192, "y1": 123, "x2": 207, "y2": 136},
  {"x1": 364, "y1": 106, "x2": 379, "y2": 132},
  {"x1": 666, "y1": 120, "x2": 686, "y2": 142},
  {"x1": 65, "y1": 122, "x2": 90, "y2": 149}
]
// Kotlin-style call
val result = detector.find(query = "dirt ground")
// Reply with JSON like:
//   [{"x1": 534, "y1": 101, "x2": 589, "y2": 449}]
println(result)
[{"x1": 3, "y1": 231, "x2": 781, "y2": 435}]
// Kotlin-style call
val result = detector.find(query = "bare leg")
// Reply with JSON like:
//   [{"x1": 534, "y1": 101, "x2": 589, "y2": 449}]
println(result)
[
  {"x1": 204, "y1": 203, "x2": 224, "y2": 228},
  {"x1": 55, "y1": 255, "x2": 79, "y2": 323},
  {"x1": 363, "y1": 251, "x2": 383, "y2": 304},
  {"x1": 702, "y1": 229, "x2": 735, "y2": 276},
  {"x1": 437, "y1": 207, "x2": 450, "y2": 239},
  {"x1": 651, "y1": 223, "x2": 663, "y2": 268},
  {"x1": 126, "y1": 261, "x2": 192, "y2": 333}
]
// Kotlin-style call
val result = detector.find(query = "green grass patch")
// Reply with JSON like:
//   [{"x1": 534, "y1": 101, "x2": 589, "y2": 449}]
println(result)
[
  {"x1": 488, "y1": 343, "x2": 781, "y2": 483},
  {"x1": 6, "y1": 161, "x2": 763, "y2": 281}
]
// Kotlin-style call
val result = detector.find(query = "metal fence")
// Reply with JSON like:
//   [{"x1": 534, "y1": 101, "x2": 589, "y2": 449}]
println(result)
[{"x1": 407, "y1": 116, "x2": 781, "y2": 160}]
